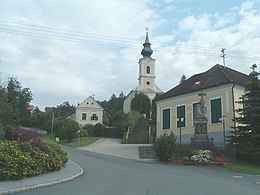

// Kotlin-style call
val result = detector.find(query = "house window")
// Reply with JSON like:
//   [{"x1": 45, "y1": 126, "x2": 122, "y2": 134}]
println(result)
[
  {"x1": 177, "y1": 105, "x2": 185, "y2": 128},
  {"x1": 82, "y1": 113, "x2": 87, "y2": 120},
  {"x1": 211, "y1": 98, "x2": 222, "y2": 124},
  {"x1": 162, "y1": 108, "x2": 170, "y2": 129},
  {"x1": 91, "y1": 113, "x2": 98, "y2": 121},
  {"x1": 146, "y1": 66, "x2": 150, "y2": 74}
]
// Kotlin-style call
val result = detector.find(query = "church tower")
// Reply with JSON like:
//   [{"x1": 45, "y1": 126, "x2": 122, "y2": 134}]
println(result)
[
  {"x1": 138, "y1": 31, "x2": 156, "y2": 92},
  {"x1": 123, "y1": 31, "x2": 163, "y2": 114}
]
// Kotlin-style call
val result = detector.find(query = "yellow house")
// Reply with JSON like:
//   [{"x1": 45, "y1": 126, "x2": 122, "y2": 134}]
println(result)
[
  {"x1": 156, "y1": 64, "x2": 251, "y2": 146},
  {"x1": 76, "y1": 96, "x2": 104, "y2": 126}
]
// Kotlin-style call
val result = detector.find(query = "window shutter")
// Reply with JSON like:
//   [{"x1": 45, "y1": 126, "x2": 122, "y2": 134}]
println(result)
[
  {"x1": 211, "y1": 98, "x2": 222, "y2": 123},
  {"x1": 163, "y1": 109, "x2": 170, "y2": 129}
]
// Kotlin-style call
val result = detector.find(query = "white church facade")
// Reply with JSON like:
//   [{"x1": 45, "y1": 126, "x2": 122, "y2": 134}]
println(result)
[{"x1": 123, "y1": 32, "x2": 163, "y2": 114}]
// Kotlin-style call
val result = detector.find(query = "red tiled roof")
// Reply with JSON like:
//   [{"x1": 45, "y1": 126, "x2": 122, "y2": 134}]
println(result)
[{"x1": 156, "y1": 64, "x2": 251, "y2": 101}]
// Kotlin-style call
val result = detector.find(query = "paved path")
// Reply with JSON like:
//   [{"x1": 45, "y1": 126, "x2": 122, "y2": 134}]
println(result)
[{"x1": 79, "y1": 138, "x2": 152, "y2": 160}]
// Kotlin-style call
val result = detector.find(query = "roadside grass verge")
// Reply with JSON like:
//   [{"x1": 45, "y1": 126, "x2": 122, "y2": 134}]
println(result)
[
  {"x1": 225, "y1": 162, "x2": 260, "y2": 175},
  {"x1": 61, "y1": 136, "x2": 100, "y2": 147}
]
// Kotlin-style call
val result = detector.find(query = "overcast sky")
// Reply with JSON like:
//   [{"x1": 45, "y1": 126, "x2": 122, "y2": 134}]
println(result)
[{"x1": 1, "y1": 0, "x2": 260, "y2": 110}]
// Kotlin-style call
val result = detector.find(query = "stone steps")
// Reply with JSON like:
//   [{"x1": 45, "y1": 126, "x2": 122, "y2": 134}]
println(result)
[{"x1": 127, "y1": 118, "x2": 149, "y2": 144}]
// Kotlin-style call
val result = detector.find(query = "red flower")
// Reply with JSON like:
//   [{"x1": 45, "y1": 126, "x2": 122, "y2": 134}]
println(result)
[
  {"x1": 215, "y1": 157, "x2": 227, "y2": 164},
  {"x1": 169, "y1": 160, "x2": 184, "y2": 164}
]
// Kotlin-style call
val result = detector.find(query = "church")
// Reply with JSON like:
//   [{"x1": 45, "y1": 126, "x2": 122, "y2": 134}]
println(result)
[{"x1": 123, "y1": 32, "x2": 163, "y2": 114}]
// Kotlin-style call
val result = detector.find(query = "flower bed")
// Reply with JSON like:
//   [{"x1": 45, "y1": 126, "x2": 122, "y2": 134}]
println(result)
[{"x1": 169, "y1": 149, "x2": 229, "y2": 166}]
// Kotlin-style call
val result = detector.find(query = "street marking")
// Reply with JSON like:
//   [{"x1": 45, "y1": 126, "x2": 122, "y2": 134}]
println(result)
[{"x1": 232, "y1": 176, "x2": 244, "y2": 179}]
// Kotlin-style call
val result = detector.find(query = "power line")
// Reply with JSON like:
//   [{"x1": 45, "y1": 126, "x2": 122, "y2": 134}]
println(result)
[{"x1": 0, "y1": 20, "x2": 227, "y2": 55}]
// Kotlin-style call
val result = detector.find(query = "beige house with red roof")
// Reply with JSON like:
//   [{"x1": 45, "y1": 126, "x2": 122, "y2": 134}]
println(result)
[
  {"x1": 156, "y1": 65, "x2": 251, "y2": 146},
  {"x1": 76, "y1": 96, "x2": 104, "y2": 126}
]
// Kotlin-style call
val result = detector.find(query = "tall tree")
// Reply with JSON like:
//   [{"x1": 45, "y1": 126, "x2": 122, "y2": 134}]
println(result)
[
  {"x1": 230, "y1": 64, "x2": 260, "y2": 162},
  {"x1": 5, "y1": 77, "x2": 32, "y2": 126},
  {"x1": 180, "y1": 74, "x2": 187, "y2": 83},
  {"x1": 130, "y1": 92, "x2": 151, "y2": 117},
  {"x1": 99, "y1": 92, "x2": 126, "y2": 123},
  {"x1": 126, "y1": 111, "x2": 140, "y2": 130},
  {"x1": 55, "y1": 101, "x2": 76, "y2": 118}
]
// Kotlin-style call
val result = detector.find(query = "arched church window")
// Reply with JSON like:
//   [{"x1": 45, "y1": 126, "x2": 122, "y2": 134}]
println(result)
[{"x1": 146, "y1": 66, "x2": 150, "y2": 74}]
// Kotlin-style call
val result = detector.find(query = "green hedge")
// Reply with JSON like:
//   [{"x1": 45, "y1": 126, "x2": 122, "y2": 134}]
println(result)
[{"x1": 0, "y1": 140, "x2": 67, "y2": 180}]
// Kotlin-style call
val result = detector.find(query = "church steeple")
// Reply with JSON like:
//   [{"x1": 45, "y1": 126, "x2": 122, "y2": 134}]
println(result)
[{"x1": 141, "y1": 30, "x2": 153, "y2": 57}]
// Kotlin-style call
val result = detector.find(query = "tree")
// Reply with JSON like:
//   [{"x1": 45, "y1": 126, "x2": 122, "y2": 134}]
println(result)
[
  {"x1": 99, "y1": 92, "x2": 126, "y2": 117},
  {"x1": 229, "y1": 64, "x2": 260, "y2": 162},
  {"x1": 55, "y1": 101, "x2": 76, "y2": 118},
  {"x1": 180, "y1": 74, "x2": 187, "y2": 83},
  {"x1": 99, "y1": 92, "x2": 126, "y2": 126},
  {"x1": 53, "y1": 117, "x2": 78, "y2": 142},
  {"x1": 28, "y1": 107, "x2": 42, "y2": 127},
  {"x1": 130, "y1": 92, "x2": 151, "y2": 117},
  {"x1": 110, "y1": 110, "x2": 127, "y2": 129},
  {"x1": 151, "y1": 93, "x2": 163, "y2": 138},
  {"x1": 93, "y1": 123, "x2": 104, "y2": 137},
  {"x1": 0, "y1": 77, "x2": 32, "y2": 128},
  {"x1": 126, "y1": 111, "x2": 140, "y2": 130}
]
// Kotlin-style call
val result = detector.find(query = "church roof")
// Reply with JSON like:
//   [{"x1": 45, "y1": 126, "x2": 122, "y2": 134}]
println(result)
[
  {"x1": 141, "y1": 32, "x2": 153, "y2": 57},
  {"x1": 156, "y1": 64, "x2": 251, "y2": 101}
]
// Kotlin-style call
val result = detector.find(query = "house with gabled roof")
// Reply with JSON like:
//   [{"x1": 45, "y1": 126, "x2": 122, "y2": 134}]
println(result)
[
  {"x1": 75, "y1": 96, "x2": 104, "y2": 126},
  {"x1": 155, "y1": 64, "x2": 251, "y2": 146}
]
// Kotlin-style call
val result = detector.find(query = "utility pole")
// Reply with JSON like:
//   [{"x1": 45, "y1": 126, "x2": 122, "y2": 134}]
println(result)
[
  {"x1": 51, "y1": 111, "x2": 54, "y2": 135},
  {"x1": 221, "y1": 48, "x2": 226, "y2": 67}
]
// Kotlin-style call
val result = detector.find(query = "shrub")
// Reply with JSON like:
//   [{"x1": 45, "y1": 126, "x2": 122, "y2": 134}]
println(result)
[
  {"x1": 82, "y1": 124, "x2": 94, "y2": 136},
  {"x1": 54, "y1": 118, "x2": 78, "y2": 143},
  {"x1": 5, "y1": 128, "x2": 43, "y2": 141},
  {"x1": 93, "y1": 123, "x2": 104, "y2": 137},
  {"x1": 0, "y1": 139, "x2": 67, "y2": 181},
  {"x1": 153, "y1": 132, "x2": 176, "y2": 162}
]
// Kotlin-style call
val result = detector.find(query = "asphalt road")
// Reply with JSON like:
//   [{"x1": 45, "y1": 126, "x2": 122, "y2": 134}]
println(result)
[{"x1": 15, "y1": 146, "x2": 260, "y2": 195}]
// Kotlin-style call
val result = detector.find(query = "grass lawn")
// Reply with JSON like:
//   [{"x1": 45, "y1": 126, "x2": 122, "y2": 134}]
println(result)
[
  {"x1": 61, "y1": 136, "x2": 100, "y2": 147},
  {"x1": 225, "y1": 162, "x2": 260, "y2": 175}
]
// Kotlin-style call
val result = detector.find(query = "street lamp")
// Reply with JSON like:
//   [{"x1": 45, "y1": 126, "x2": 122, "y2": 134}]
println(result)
[
  {"x1": 219, "y1": 115, "x2": 226, "y2": 149},
  {"x1": 177, "y1": 117, "x2": 184, "y2": 160},
  {"x1": 177, "y1": 117, "x2": 184, "y2": 146}
]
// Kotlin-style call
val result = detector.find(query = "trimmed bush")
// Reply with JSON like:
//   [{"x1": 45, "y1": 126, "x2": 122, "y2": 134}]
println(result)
[
  {"x1": 153, "y1": 132, "x2": 176, "y2": 162},
  {"x1": 0, "y1": 129, "x2": 68, "y2": 180},
  {"x1": 0, "y1": 139, "x2": 67, "y2": 181}
]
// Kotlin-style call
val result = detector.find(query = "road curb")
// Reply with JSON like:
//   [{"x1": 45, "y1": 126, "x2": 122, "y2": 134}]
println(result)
[{"x1": 0, "y1": 160, "x2": 83, "y2": 195}]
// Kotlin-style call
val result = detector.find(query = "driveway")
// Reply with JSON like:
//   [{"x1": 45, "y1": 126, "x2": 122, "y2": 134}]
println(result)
[{"x1": 78, "y1": 138, "x2": 152, "y2": 160}]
